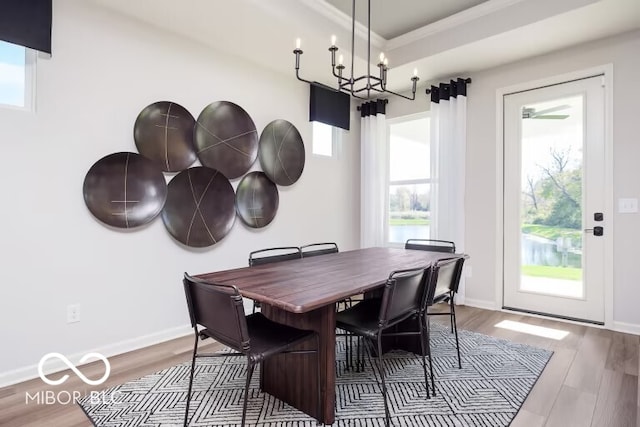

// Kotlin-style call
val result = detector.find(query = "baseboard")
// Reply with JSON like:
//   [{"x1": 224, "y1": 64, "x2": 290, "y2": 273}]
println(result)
[
  {"x1": 463, "y1": 298, "x2": 498, "y2": 311},
  {"x1": 611, "y1": 321, "x2": 640, "y2": 336},
  {"x1": 0, "y1": 324, "x2": 193, "y2": 388}
]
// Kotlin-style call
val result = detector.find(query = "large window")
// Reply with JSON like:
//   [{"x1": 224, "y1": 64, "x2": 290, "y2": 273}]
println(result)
[
  {"x1": 0, "y1": 40, "x2": 35, "y2": 110},
  {"x1": 387, "y1": 116, "x2": 431, "y2": 244}
]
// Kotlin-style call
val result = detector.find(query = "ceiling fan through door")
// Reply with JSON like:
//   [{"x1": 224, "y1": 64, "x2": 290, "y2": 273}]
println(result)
[{"x1": 522, "y1": 104, "x2": 571, "y2": 119}]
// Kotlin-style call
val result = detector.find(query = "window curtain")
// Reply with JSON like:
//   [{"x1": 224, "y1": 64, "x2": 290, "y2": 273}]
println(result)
[
  {"x1": 430, "y1": 78, "x2": 468, "y2": 302},
  {"x1": 360, "y1": 99, "x2": 388, "y2": 248},
  {"x1": 0, "y1": 0, "x2": 52, "y2": 54}
]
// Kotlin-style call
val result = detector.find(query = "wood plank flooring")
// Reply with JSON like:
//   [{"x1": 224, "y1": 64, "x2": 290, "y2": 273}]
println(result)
[{"x1": 0, "y1": 306, "x2": 637, "y2": 426}]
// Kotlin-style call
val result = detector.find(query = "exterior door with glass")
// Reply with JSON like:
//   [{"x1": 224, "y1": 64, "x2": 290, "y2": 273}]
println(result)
[{"x1": 503, "y1": 76, "x2": 606, "y2": 324}]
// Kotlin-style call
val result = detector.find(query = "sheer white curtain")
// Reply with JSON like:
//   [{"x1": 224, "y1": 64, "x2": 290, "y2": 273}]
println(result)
[
  {"x1": 360, "y1": 100, "x2": 388, "y2": 248},
  {"x1": 430, "y1": 79, "x2": 468, "y2": 301}
]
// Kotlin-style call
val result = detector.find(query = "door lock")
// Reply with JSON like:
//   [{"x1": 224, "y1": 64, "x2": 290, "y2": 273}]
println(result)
[{"x1": 584, "y1": 226, "x2": 604, "y2": 236}]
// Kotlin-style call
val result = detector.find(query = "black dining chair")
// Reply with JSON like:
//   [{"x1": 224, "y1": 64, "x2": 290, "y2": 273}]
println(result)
[
  {"x1": 422, "y1": 256, "x2": 467, "y2": 383},
  {"x1": 335, "y1": 267, "x2": 432, "y2": 426},
  {"x1": 405, "y1": 238, "x2": 456, "y2": 253},
  {"x1": 182, "y1": 273, "x2": 321, "y2": 427},
  {"x1": 248, "y1": 246, "x2": 302, "y2": 313}
]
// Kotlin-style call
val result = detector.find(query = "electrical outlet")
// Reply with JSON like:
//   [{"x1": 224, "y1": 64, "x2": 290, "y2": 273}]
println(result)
[{"x1": 67, "y1": 304, "x2": 80, "y2": 323}]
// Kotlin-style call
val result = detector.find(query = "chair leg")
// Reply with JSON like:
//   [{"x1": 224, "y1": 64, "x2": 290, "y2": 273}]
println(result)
[
  {"x1": 241, "y1": 360, "x2": 255, "y2": 427},
  {"x1": 183, "y1": 334, "x2": 198, "y2": 427},
  {"x1": 417, "y1": 315, "x2": 431, "y2": 399},
  {"x1": 451, "y1": 300, "x2": 462, "y2": 369},
  {"x1": 424, "y1": 315, "x2": 436, "y2": 396},
  {"x1": 449, "y1": 294, "x2": 455, "y2": 333},
  {"x1": 376, "y1": 336, "x2": 391, "y2": 427}
]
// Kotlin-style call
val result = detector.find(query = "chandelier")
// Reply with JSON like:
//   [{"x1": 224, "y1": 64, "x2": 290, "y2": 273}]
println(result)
[{"x1": 293, "y1": 0, "x2": 419, "y2": 101}]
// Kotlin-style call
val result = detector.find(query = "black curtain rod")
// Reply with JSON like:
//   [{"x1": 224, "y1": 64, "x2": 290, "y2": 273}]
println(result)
[{"x1": 425, "y1": 78, "x2": 472, "y2": 94}]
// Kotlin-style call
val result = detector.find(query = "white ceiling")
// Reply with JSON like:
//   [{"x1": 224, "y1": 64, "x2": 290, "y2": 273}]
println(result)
[
  {"x1": 324, "y1": 0, "x2": 490, "y2": 39},
  {"x1": 88, "y1": 0, "x2": 640, "y2": 96}
]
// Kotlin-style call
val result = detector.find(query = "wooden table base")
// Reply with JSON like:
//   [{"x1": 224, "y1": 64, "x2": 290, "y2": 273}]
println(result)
[{"x1": 261, "y1": 303, "x2": 336, "y2": 424}]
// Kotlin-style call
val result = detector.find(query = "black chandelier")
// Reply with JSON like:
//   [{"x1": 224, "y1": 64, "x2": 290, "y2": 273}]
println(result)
[{"x1": 294, "y1": 0, "x2": 419, "y2": 101}]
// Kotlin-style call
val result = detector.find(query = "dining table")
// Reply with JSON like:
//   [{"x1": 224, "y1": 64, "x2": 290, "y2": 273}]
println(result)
[{"x1": 196, "y1": 246, "x2": 465, "y2": 424}]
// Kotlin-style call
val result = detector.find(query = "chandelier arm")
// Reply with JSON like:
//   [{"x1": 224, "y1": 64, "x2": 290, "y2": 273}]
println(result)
[{"x1": 377, "y1": 87, "x2": 417, "y2": 101}]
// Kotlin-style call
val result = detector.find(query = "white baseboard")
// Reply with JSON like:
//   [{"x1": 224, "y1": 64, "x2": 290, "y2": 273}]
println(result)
[
  {"x1": 611, "y1": 321, "x2": 640, "y2": 336},
  {"x1": 463, "y1": 298, "x2": 498, "y2": 311},
  {"x1": 0, "y1": 324, "x2": 193, "y2": 388}
]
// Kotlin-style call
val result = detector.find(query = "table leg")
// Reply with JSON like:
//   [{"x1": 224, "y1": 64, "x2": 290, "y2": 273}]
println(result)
[{"x1": 261, "y1": 303, "x2": 336, "y2": 425}]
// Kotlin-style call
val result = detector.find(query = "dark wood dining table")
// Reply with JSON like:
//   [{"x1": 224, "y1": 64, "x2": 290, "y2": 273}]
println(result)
[{"x1": 196, "y1": 247, "x2": 464, "y2": 424}]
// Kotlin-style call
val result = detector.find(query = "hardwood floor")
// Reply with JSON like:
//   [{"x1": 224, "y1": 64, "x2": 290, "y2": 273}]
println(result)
[{"x1": 0, "y1": 306, "x2": 637, "y2": 426}]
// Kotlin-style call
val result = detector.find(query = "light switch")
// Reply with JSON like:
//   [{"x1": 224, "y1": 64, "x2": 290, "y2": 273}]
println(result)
[{"x1": 618, "y1": 198, "x2": 638, "y2": 213}]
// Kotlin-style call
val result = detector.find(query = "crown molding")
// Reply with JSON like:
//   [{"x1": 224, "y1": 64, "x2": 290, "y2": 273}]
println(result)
[
  {"x1": 386, "y1": 0, "x2": 526, "y2": 50},
  {"x1": 298, "y1": 0, "x2": 386, "y2": 49}
]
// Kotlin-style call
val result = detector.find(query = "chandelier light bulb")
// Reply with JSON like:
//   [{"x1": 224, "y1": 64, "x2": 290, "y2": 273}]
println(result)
[
  {"x1": 331, "y1": 35, "x2": 337, "y2": 46},
  {"x1": 295, "y1": 38, "x2": 301, "y2": 49},
  {"x1": 338, "y1": 54, "x2": 344, "y2": 65},
  {"x1": 413, "y1": 68, "x2": 418, "y2": 77},
  {"x1": 379, "y1": 52, "x2": 385, "y2": 62},
  {"x1": 383, "y1": 58, "x2": 388, "y2": 66}
]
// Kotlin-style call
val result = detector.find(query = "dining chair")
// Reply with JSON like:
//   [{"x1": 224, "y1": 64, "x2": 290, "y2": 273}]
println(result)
[
  {"x1": 335, "y1": 267, "x2": 432, "y2": 426},
  {"x1": 422, "y1": 256, "x2": 467, "y2": 383},
  {"x1": 182, "y1": 273, "x2": 321, "y2": 427},
  {"x1": 405, "y1": 238, "x2": 456, "y2": 253},
  {"x1": 248, "y1": 246, "x2": 302, "y2": 313}
]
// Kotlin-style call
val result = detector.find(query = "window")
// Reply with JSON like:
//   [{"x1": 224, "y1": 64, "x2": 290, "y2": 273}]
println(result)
[
  {"x1": 387, "y1": 116, "x2": 432, "y2": 245},
  {"x1": 0, "y1": 40, "x2": 35, "y2": 110},
  {"x1": 312, "y1": 121, "x2": 338, "y2": 157}
]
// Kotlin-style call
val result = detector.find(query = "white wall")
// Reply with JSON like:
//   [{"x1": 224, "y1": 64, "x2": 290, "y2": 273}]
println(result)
[
  {"x1": 387, "y1": 30, "x2": 640, "y2": 328},
  {"x1": 0, "y1": 0, "x2": 360, "y2": 384}
]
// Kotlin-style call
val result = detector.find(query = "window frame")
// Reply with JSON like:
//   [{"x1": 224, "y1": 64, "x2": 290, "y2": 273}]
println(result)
[{"x1": 385, "y1": 112, "x2": 433, "y2": 247}]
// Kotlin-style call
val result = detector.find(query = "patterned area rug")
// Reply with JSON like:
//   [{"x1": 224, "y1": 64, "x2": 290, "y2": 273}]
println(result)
[{"x1": 79, "y1": 322, "x2": 552, "y2": 426}]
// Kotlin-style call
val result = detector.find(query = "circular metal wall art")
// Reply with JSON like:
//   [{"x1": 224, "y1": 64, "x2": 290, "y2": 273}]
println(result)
[
  {"x1": 194, "y1": 101, "x2": 258, "y2": 179},
  {"x1": 161, "y1": 166, "x2": 236, "y2": 247},
  {"x1": 235, "y1": 172, "x2": 279, "y2": 228},
  {"x1": 258, "y1": 119, "x2": 305, "y2": 186},
  {"x1": 83, "y1": 152, "x2": 167, "y2": 229},
  {"x1": 134, "y1": 101, "x2": 197, "y2": 172}
]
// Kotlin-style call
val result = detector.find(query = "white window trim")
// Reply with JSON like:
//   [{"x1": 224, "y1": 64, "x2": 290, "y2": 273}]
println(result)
[{"x1": 311, "y1": 121, "x2": 342, "y2": 159}]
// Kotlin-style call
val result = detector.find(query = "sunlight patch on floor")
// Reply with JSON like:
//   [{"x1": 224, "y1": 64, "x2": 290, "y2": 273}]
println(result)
[{"x1": 494, "y1": 319, "x2": 569, "y2": 340}]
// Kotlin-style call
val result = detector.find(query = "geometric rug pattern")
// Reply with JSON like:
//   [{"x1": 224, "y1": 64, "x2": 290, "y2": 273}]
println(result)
[{"x1": 79, "y1": 321, "x2": 553, "y2": 426}]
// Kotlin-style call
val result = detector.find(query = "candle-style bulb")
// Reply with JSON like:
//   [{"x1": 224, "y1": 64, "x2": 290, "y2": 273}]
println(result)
[
  {"x1": 383, "y1": 58, "x2": 388, "y2": 66},
  {"x1": 295, "y1": 38, "x2": 301, "y2": 49},
  {"x1": 379, "y1": 52, "x2": 385, "y2": 62},
  {"x1": 413, "y1": 68, "x2": 418, "y2": 77},
  {"x1": 338, "y1": 54, "x2": 344, "y2": 65},
  {"x1": 331, "y1": 35, "x2": 337, "y2": 46}
]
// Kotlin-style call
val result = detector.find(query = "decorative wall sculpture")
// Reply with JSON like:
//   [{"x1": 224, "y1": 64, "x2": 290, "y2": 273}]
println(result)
[
  {"x1": 194, "y1": 101, "x2": 258, "y2": 179},
  {"x1": 83, "y1": 152, "x2": 167, "y2": 228},
  {"x1": 258, "y1": 119, "x2": 305, "y2": 186},
  {"x1": 83, "y1": 98, "x2": 305, "y2": 248},
  {"x1": 133, "y1": 101, "x2": 197, "y2": 172},
  {"x1": 235, "y1": 171, "x2": 279, "y2": 228},
  {"x1": 161, "y1": 166, "x2": 236, "y2": 247}
]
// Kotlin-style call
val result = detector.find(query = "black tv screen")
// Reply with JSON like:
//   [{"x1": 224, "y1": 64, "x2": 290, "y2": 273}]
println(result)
[{"x1": 309, "y1": 83, "x2": 350, "y2": 131}]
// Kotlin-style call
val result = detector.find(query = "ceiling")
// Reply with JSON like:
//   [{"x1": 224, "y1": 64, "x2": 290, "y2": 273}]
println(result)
[
  {"x1": 324, "y1": 0, "x2": 489, "y2": 39},
  {"x1": 88, "y1": 0, "x2": 640, "y2": 96}
]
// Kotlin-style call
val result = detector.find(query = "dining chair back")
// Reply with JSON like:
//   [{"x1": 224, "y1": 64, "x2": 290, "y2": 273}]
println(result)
[
  {"x1": 248, "y1": 246, "x2": 302, "y2": 266},
  {"x1": 300, "y1": 242, "x2": 339, "y2": 258},
  {"x1": 405, "y1": 238, "x2": 456, "y2": 253}
]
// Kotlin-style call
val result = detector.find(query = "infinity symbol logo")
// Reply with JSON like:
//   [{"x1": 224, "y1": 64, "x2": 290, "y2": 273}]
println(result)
[{"x1": 38, "y1": 353, "x2": 111, "y2": 386}]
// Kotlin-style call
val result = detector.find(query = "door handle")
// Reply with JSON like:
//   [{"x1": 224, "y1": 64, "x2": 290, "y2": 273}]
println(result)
[{"x1": 584, "y1": 226, "x2": 603, "y2": 236}]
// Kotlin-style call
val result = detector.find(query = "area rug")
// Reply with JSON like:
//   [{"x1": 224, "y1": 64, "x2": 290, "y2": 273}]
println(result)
[{"x1": 79, "y1": 322, "x2": 552, "y2": 426}]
